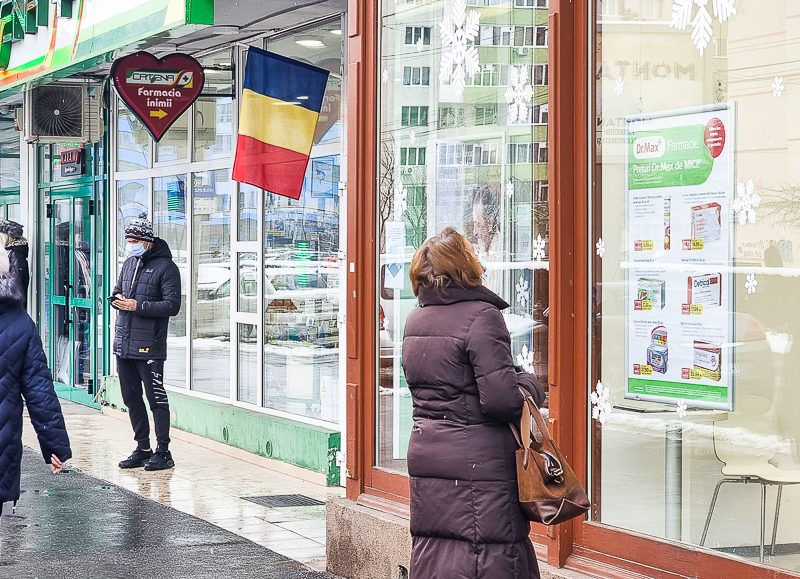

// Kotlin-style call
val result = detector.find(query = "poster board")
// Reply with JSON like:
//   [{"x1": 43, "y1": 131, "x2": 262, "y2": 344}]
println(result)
[{"x1": 625, "y1": 104, "x2": 735, "y2": 411}]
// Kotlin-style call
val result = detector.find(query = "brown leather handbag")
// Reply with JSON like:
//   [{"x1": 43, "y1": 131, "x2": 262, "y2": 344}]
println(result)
[{"x1": 510, "y1": 390, "x2": 590, "y2": 525}]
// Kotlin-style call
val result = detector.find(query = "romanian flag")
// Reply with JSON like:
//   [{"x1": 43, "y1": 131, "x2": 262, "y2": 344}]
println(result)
[{"x1": 232, "y1": 48, "x2": 330, "y2": 200}]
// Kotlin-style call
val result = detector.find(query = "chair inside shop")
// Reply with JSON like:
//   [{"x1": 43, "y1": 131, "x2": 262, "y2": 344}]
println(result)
[{"x1": 701, "y1": 394, "x2": 800, "y2": 563}]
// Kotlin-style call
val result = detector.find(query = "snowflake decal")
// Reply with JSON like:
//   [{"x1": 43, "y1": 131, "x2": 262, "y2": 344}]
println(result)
[
  {"x1": 533, "y1": 234, "x2": 546, "y2": 262},
  {"x1": 596, "y1": 237, "x2": 606, "y2": 258},
  {"x1": 505, "y1": 65, "x2": 533, "y2": 124},
  {"x1": 676, "y1": 400, "x2": 688, "y2": 418},
  {"x1": 613, "y1": 78, "x2": 624, "y2": 97},
  {"x1": 670, "y1": 0, "x2": 737, "y2": 56},
  {"x1": 517, "y1": 343, "x2": 534, "y2": 374},
  {"x1": 505, "y1": 179, "x2": 514, "y2": 199},
  {"x1": 733, "y1": 179, "x2": 761, "y2": 225},
  {"x1": 515, "y1": 276, "x2": 529, "y2": 309},
  {"x1": 745, "y1": 273, "x2": 758, "y2": 295},
  {"x1": 591, "y1": 381, "x2": 613, "y2": 425},
  {"x1": 772, "y1": 76, "x2": 785, "y2": 97},
  {"x1": 382, "y1": 68, "x2": 389, "y2": 84},
  {"x1": 415, "y1": 37, "x2": 424, "y2": 53},
  {"x1": 394, "y1": 185, "x2": 407, "y2": 218},
  {"x1": 409, "y1": 130, "x2": 417, "y2": 146},
  {"x1": 440, "y1": 0, "x2": 480, "y2": 101}
]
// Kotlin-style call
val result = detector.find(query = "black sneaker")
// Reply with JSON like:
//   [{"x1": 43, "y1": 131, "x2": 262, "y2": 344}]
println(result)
[
  {"x1": 144, "y1": 451, "x2": 175, "y2": 471},
  {"x1": 119, "y1": 449, "x2": 153, "y2": 469}
]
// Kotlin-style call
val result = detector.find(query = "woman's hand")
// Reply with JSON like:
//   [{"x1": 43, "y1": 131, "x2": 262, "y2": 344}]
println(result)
[{"x1": 50, "y1": 454, "x2": 64, "y2": 474}]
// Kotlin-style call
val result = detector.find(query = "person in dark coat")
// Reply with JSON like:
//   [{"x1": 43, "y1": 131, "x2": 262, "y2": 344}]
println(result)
[
  {"x1": 0, "y1": 232, "x2": 71, "y2": 516},
  {"x1": 0, "y1": 220, "x2": 29, "y2": 307},
  {"x1": 403, "y1": 227, "x2": 545, "y2": 579},
  {"x1": 111, "y1": 216, "x2": 181, "y2": 472}
]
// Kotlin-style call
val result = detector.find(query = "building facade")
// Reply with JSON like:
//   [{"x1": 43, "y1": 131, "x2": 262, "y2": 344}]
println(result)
[
  {"x1": 3, "y1": 0, "x2": 800, "y2": 577},
  {"x1": 332, "y1": 0, "x2": 800, "y2": 578},
  {"x1": 3, "y1": 0, "x2": 349, "y2": 486}
]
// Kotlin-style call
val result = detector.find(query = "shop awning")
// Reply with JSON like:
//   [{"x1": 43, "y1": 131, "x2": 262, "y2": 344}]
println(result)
[{"x1": 0, "y1": 0, "x2": 213, "y2": 97}]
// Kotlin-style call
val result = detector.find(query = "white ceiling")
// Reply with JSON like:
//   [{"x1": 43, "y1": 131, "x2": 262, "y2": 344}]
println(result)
[{"x1": 172, "y1": 0, "x2": 347, "y2": 53}]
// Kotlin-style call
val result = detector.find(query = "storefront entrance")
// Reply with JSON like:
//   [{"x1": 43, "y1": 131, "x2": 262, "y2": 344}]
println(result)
[{"x1": 44, "y1": 186, "x2": 102, "y2": 408}]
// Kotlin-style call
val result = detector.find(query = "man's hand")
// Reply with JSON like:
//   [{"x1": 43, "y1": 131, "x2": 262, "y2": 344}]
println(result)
[
  {"x1": 50, "y1": 454, "x2": 64, "y2": 474},
  {"x1": 115, "y1": 295, "x2": 138, "y2": 311}
]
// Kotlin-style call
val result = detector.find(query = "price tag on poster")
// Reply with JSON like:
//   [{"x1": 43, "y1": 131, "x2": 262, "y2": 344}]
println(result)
[
  {"x1": 111, "y1": 52, "x2": 205, "y2": 142},
  {"x1": 625, "y1": 104, "x2": 735, "y2": 411}
]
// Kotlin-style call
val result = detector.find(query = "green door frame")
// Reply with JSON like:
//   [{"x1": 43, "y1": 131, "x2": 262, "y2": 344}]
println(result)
[{"x1": 45, "y1": 185, "x2": 101, "y2": 409}]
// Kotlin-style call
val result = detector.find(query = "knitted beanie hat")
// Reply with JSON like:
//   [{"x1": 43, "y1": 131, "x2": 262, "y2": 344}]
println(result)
[
  {"x1": 0, "y1": 220, "x2": 23, "y2": 239},
  {"x1": 125, "y1": 214, "x2": 154, "y2": 243}
]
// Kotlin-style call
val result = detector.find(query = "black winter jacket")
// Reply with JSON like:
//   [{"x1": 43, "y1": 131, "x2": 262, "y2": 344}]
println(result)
[
  {"x1": 0, "y1": 251, "x2": 71, "y2": 507},
  {"x1": 402, "y1": 284, "x2": 545, "y2": 579},
  {"x1": 112, "y1": 238, "x2": 181, "y2": 360}
]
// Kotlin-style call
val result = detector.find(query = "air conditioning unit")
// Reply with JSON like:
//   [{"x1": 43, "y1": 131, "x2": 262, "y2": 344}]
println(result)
[{"x1": 24, "y1": 83, "x2": 104, "y2": 143}]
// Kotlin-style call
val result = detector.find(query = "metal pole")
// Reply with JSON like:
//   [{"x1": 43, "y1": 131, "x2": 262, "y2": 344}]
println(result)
[
  {"x1": 760, "y1": 483, "x2": 767, "y2": 563},
  {"x1": 771, "y1": 485, "x2": 783, "y2": 555},
  {"x1": 665, "y1": 421, "x2": 683, "y2": 540}
]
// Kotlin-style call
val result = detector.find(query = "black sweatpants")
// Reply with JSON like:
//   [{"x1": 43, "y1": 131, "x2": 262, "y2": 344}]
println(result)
[{"x1": 117, "y1": 357, "x2": 171, "y2": 452}]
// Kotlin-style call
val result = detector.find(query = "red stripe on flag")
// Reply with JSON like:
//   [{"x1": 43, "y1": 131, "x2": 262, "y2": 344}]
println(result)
[{"x1": 232, "y1": 135, "x2": 310, "y2": 200}]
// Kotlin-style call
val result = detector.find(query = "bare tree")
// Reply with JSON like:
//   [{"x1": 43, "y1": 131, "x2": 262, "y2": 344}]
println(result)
[
  {"x1": 379, "y1": 134, "x2": 396, "y2": 252},
  {"x1": 760, "y1": 184, "x2": 800, "y2": 230}
]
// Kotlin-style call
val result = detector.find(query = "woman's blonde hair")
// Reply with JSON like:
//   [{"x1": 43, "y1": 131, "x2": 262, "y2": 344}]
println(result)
[{"x1": 409, "y1": 227, "x2": 484, "y2": 296}]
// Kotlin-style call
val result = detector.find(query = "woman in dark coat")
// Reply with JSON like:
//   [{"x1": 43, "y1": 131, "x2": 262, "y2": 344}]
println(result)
[
  {"x1": 403, "y1": 227, "x2": 545, "y2": 578},
  {"x1": 0, "y1": 220, "x2": 29, "y2": 307},
  {"x1": 0, "y1": 233, "x2": 71, "y2": 515}
]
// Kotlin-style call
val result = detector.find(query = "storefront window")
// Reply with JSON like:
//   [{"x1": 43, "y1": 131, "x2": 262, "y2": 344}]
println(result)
[
  {"x1": 153, "y1": 175, "x2": 188, "y2": 389},
  {"x1": 156, "y1": 113, "x2": 189, "y2": 163},
  {"x1": 593, "y1": 2, "x2": 800, "y2": 572},
  {"x1": 262, "y1": 20, "x2": 344, "y2": 423},
  {"x1": 194, "y1": 50, "x2": 234, "y2": 162},
  {"x1": 377, "y1": 0, "x2": 551, "y2": 472},
  {"x1": 116, "y1": 102, "x2": 151, "y2": 171},
  {"x1": 191, "y1": 169, "x2": 233, "y2": 397},
  {"x1": 115, "y1": 179, "x2": 148, "y2": 269}
]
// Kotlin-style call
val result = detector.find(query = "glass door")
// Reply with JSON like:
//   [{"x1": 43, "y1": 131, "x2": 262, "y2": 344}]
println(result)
[{"x1": 46, "y1": 188, "x2": 98, "y2": 406}]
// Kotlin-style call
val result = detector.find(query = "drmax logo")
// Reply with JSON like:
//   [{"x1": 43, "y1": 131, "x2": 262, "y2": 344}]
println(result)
[{"x1": 633, "y1": 136, "x2": 665, "y2": 160}]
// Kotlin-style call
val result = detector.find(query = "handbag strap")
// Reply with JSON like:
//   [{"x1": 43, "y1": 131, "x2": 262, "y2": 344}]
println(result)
[{"x1": 509, "y1": 388, "x2": 550, "y2": 454}]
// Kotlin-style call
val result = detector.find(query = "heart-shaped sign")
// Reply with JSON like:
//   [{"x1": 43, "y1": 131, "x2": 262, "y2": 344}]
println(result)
[{"x1": 111, "y1": 52, "x2": 205, "y2": 142}]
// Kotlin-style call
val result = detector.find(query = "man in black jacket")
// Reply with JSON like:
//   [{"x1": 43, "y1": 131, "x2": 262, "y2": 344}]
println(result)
[{"x1": 112, "y1": 216, "x2": 181, "y2": 471}]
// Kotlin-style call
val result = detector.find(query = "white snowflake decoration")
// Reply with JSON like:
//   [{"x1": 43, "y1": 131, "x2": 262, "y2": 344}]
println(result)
[
  {"x1": 670, "y1": 0, "x2": 737, "y2": 56},
  {"x1": 733, "y1": 179, "x2": 761, "y2": 225},
  {"x1": 517, "y1": 343, "x2": 534, "y2": 374},
  {"x1": 382, "y1": 68, "x2": 389, "y2": 84},
  {"x1": 772, "y1": 76, "x2": 785, "y2": 97},
  {"x1": 533, "y1": 234, "x2": 546, "y2": 262},
  {"x1": 676, "y1": 400, "x2": 688, "y2": 418},
  {"x1": 505, "y1": 179, "x2": 514, "y2": 199},
  {"x1": 745, "y1": 273, "x2": 758, "y2": 295},
  {"x1": 394, "y1": 185, "x2": 407, "y2": 218},
  {"x1": 613, "y1": 78, "x2": 624, "y2": 97},
  {"x1": 515, "y1": 276, "x2": 529, "y2": 309},
  {"x1": 505, "y1": 65, "x2": 533, "y2": 124},
  {"x1": 440, "y1": 0, "x2": 480, "y2": 101},
  {"x1": 591, "y1": 381, "x2": 613, "y2": 425},
  {"x1": 595, "y1": 237, "x2": 606, "y2": 258},
  {"x1": 415, "y1": 37, "x2": 424, "y2": 53},
  {"x1": 409, "y1": 130, "x2": 417, "y2": 145}
]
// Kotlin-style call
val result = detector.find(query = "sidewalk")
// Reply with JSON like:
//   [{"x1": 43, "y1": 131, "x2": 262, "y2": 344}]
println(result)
[
  {"x1": 19, "y1": 402, "x2": 344, "y2": 574},
  {"x1": 0, "y1": 448, "x2": 334, "y2": 579}
]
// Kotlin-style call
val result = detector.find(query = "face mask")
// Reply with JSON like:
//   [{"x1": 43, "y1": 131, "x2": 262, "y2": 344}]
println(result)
[{"x1": 127, "y1": 242, "x2": 147, "y2": 257}]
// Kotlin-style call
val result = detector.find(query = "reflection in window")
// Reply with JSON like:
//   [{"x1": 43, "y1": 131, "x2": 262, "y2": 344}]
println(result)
[
  {"x1": 116, "y1": 103, "x2": 151, "y2": 171},
  {"x1": 153, "y1": 175, "x2": 188, "y2": 389},
  {"x1": 116, "y1": 180, "x2": 148, "y2": 263},
  {"x1": 377, "y1": 0, "x2": 550, "y2": 473},
  {"x1": 191, "y1": 169, "x2": 232, "y2": 398}
]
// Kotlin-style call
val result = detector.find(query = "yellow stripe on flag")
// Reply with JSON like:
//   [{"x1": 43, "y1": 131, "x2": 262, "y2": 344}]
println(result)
[{"x1": 239, "y1": 89, "x2": 319, "y2": 155}]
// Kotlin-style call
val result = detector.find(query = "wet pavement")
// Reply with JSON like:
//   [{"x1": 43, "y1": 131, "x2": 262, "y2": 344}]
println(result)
[{"x1": 0, "y1": 449, "x2": 335, "y2": 579}]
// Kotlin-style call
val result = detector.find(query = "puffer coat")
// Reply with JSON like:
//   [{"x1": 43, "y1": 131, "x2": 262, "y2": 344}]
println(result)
[
  {"x1": 402, "y1": 283, "x2": 545, "y2": 579},
  {"x1": 0, "y1": 251, "x2": 71, "y2": 509},
  {"x1": 112, "y1": 237, "x2": 181, "y2": 360}
]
